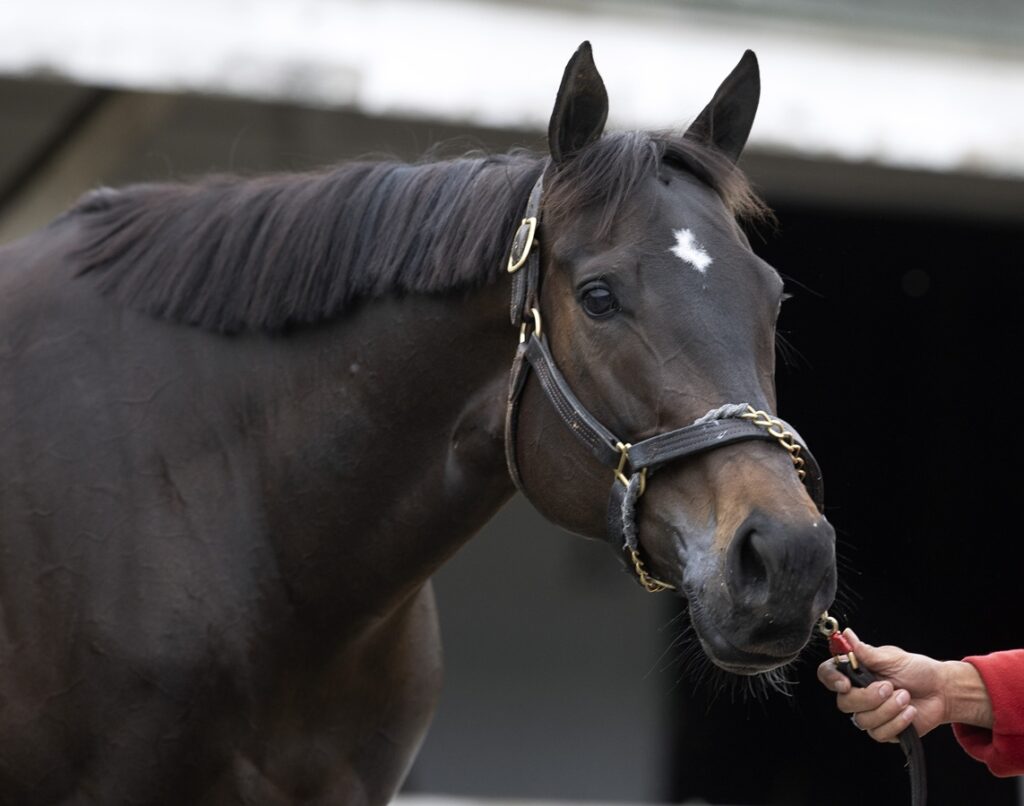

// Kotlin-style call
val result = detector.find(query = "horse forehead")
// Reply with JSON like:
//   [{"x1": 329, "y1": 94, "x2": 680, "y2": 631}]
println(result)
[
  {"x1": 659, "y1": 178, "x2": 735, "y2": 232},
  {"x1": 645, "y1": 181, "x2": 772, "y2": 285},
  {"x1": 552, "y1": 194, "x2": 732, "y2": 264},
  {"x1": 620, "y1": 178, "x2": 738, "y2": 256}
]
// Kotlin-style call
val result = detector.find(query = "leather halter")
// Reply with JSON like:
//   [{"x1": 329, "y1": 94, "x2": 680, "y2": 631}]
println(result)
[{"x1": 504, "y1": 168, "x2": 825, "y2": 591}]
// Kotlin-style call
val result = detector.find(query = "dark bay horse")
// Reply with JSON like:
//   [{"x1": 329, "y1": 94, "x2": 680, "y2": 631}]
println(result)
[{"x1": 0, "y1": 43, "x2": 836, "y2": 804}]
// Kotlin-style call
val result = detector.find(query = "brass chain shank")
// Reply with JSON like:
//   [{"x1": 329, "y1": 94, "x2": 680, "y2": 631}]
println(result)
[
  {"x1": 740, "y1": 405, "x2": 807, "y2": 480},
  {"x1": 614, "y1": 442, "x2": 672, "y2": 592},
  {"x1": 628, "y1": 548, "x2": 675, "y2": 593}
]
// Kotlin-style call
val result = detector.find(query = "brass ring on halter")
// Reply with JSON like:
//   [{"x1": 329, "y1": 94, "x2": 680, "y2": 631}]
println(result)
[
  {"x1": 530, "y1": 307, "x2": 542, "y2": 338},
  {"x1": 519, "y1": 307, "x2": 543, "y2": 343}
]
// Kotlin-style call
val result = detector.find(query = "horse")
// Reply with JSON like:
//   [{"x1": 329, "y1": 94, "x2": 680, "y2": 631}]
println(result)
[{"x1": 0, "y1": 42, "x2": 836, "y2": 804}]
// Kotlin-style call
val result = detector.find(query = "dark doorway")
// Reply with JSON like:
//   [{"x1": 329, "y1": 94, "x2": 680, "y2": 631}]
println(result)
[{"x1": 670, "y1": 202, "x2": 1023, "y2": 806}]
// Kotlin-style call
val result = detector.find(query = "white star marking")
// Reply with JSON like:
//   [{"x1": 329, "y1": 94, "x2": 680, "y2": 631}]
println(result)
[{"x1": 670, "y1": 228, "x2": 713, "y2": 274}]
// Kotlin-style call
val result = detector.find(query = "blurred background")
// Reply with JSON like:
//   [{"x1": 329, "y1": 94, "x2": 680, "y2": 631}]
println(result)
[{"x1": 1, "y1": 1, "x2": 1022, "y2": 804}]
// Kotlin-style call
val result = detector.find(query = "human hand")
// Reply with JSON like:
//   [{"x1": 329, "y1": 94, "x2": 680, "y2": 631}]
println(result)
[{"x1": 817, "y1": 629, "x2": 990, "y2": 743}]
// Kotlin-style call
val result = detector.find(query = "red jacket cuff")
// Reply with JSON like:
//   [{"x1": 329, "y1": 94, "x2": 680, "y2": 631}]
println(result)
[{"x1": 952, "y1": 650, "x2": 1024, "y2": 777}]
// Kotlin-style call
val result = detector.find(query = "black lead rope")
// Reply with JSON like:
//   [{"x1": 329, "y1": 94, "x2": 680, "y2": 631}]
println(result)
[{"x1": 820, "y1": 614, "x2": 927, "y2": 806}]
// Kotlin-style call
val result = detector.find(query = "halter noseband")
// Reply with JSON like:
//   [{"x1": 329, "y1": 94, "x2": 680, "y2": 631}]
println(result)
[{"x1": 504, "y1": 168, "x2": 825, "y2": 592}]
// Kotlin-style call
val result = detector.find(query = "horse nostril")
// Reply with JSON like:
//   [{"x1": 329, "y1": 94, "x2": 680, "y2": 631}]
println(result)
[
  {"x1": 728, "y1": 524, "x2": 770, "y2": 603},
  {"x1": 725, "y1": 510, "x2": 837, "y2": 616}
]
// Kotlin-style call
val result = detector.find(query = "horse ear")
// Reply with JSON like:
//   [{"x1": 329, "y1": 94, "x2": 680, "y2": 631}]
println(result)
[
  {"x1": 685, "y1": 50, "x2": 760, "y2": 163},
  {"x1": 548, "y1": 41, "x2": 609, "y2": 164}
]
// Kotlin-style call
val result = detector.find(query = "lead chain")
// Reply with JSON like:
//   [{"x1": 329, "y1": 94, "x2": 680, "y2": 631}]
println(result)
[
  {"x1": 628, "y1": 548, "x2": 675, "y2": 593},
  {"x1": 740, "y1": 405, "x2": 807, "y2": 480}
]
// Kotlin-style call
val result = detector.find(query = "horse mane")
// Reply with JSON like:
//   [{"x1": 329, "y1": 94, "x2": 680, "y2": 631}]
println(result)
[{"x1": 71, "y1": 133, "x2": 767, "y2": 333}]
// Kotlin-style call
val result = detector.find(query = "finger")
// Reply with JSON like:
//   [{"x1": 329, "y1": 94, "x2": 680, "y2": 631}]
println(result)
[
  {"x1": 867, "y1": 705, "x2": 917, "y2": 744},
  {"x1": 846, "y1": 688, "x2": 910, "y2": 732},
  {"x1": 834, "y1": 680, "x2": 893, "y2": 714},
  {"x1": 817, "y1": 661, "x2": 851, "y2": 693}
]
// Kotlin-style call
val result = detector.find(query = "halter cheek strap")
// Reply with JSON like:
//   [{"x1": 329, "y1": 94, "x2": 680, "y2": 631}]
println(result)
[
  {"x1": 504, "y1": 170, "x2": 825, "y2": 592},
  {"x1": 508, "y1": 173, "x2": 545, "y2": 331}
]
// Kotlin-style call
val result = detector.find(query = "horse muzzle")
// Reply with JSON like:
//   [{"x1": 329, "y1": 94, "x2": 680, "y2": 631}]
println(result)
[{"x1": 682, "y1": 509, "x2": 837, "y2": 674}]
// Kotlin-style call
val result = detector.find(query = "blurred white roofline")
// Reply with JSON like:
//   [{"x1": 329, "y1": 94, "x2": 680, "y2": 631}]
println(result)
[
  {"x1": 394, "y1": 796, "x2": 744, "y2": 806},
  {"x1": 394, "y1": 797, "x2": 708, "y2": 806},
  {"x1": 2, "y1": 0, "x2": 1023, "y2": 178}
]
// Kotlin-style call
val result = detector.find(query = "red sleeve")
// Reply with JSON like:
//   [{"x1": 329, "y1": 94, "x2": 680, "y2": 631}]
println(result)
[{"x1": 952, "y1": 650, "x2": 1024, "y2": 777}]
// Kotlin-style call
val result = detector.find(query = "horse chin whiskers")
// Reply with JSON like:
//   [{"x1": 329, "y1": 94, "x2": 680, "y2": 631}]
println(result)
[
  {"x1": 670, "y1": 628, "x2": 798, "y2": 707},
  {"x1": 703, "y1": 664, "x2": 797, "y2": 708},
  {"x1": 731, "y1": 663, "x2": 798, "y2": 702},
  {"x1": 679, "y1": 593, "x2": 809, "y2": 689}
]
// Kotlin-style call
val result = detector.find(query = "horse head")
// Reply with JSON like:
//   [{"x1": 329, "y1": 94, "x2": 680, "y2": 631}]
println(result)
[{"x1": 510, "y1": 43, "x2": 836, "y2": 676}]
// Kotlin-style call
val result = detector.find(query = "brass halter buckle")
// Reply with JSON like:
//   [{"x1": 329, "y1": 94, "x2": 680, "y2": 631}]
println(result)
[
  {"x1": 507, "y1": 216, "x2": 538, "y2": 273},
  {"x1": 740, "y1": 405, "x2": 807, "y2": 480}
]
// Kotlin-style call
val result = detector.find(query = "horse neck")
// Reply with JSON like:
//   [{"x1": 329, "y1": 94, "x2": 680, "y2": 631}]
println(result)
[{"x1": 253, "y1": 278, "x2": 516, "y2": 621}]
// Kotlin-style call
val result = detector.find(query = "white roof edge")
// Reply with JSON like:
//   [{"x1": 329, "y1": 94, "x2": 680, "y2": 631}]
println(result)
[{"x1": 2, "y1": 0, "x2": 1023, "y2": 178}]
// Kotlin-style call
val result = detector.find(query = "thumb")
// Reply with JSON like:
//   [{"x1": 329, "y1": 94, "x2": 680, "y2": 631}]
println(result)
[{"x1": 844, "y1": 628, "x2": 902, "y2": 674}]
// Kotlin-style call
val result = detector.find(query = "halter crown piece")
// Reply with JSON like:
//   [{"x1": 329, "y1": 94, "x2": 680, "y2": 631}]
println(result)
[{"x1": 504, "y1": 167, "x2": 825, "y2": 592}]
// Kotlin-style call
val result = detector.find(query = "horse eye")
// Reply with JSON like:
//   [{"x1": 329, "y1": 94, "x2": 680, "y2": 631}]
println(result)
[{"x1": 580, "y1": 284, "x2": 619, "y2": 318}]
